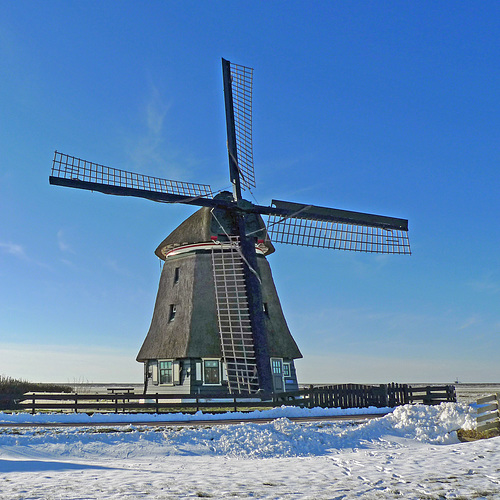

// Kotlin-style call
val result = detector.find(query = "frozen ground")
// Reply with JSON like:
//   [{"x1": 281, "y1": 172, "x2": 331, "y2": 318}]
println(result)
[
  {"x1": 455, "y1": 383, "x2": 500, "y2": 404},
  {"x1": 1, "y1": 403, "x2": 499, "y2": 499}
]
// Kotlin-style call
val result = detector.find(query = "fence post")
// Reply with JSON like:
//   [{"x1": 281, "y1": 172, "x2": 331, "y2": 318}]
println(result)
[
  {"x1": 308, "y1": 385, "x2": 314, "y2": 409},
  {"x1": 379, "y1": 384, "x2": 388, "y2": 407},
  {"x1": 403, "y1": 384, "x2": 410, "y2": 405},
  {"x1": 233, "y1": 397, "x2": 237, "y2": 412},
  {"x1": 74, "y1": 395, "x2": 78, "y2": 413},
  {"x1": 425, "y1": 386, "x2": 432, "y2": 405},
  {"x1": 155, "y1": 393, "x2": 159, "y2": 414},
  {"x1": 447, "y1": 385, "x2": 457, "y2": 402},
  {"x1": 32, "y1": 394, "x2": 36, "y2": 415}
]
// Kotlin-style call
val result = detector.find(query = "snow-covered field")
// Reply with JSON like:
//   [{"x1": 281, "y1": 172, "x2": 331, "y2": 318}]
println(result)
[{"x1": 1, "y1": 403, "x2": 499, "y2": 499}]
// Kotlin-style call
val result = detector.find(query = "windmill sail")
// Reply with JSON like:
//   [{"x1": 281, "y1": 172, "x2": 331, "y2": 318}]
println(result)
[
  {"x1": 222, "y1": 59, "x2": 255, "y2": 199},
  {"x1": 50, "y1": 151, "x2": 213, "y2": 204},
  {"x1": 266, "y1": 215, "x2": 410, "y2": 254},
  {"x1": 229, "y1": 62, "x2": 255, "y2": 191},
  {"x1": 251, "y1": 199, "x2": 411, "y2": 255}
]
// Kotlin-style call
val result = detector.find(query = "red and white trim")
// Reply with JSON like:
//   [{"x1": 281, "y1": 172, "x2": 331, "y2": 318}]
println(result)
[{"x1": 163, "y1": 240, "x2": 268, "y2": 259}]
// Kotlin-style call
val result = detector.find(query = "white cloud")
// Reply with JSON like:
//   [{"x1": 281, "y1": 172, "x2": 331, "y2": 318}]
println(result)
[
  {"x1": 124, "y1": 83, "x2": 205, "y2": 184},
  {"x1": 146, "y1": 85, "x2": 169, "y2": 136},
  {"x1": 57, "y1": 229, "x2": 73, "y2": 253},
  {"x1": 458, "y1": 316, "x2": 479, "y2": 330},
  {"x1": 127, "y1": 84, "x2": 170, "y2": 172},
  {"x1": 0, "y1": 241, "x2": 27, "y2": 260},
  {"x1": 469, "y1": 274, "x2": 500, "y2": 294},
  {"x1": 106, "y1": 258, "x2": 132, "y2": 277}
]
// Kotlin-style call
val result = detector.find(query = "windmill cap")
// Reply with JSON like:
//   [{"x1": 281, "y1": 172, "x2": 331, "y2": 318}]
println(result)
[{"x1": 155, "y1": 197, "x2": 275, "y2": 260}]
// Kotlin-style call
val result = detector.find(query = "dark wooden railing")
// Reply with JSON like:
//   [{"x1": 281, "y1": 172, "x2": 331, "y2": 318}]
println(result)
[
  {"x1": 1, "y1": 383, "x2": 456, "y2": 415},
  {"x1": 301, "y1": 383, "x2": 456, "y2": 409}
]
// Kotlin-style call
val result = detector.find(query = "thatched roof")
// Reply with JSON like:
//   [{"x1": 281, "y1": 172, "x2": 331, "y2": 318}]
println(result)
[{"x1": 155, "y1": 192, "x2": 275, "y2": 259}]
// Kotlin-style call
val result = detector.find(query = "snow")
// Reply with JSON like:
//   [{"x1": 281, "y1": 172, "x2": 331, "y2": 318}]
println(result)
[
  {"x1": 0, "y1": 404, "x2": 389, "y2": 425},
  {"x1": 1, "y1": 403, "x2": 499, "y2": 499}
]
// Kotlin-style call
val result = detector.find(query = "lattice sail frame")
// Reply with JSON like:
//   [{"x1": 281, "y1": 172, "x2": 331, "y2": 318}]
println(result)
[
  {"x1": 229, "y1": 62, "x2": 255, "y2": 191},
  {"x1": 266, "y1": 215, "x2": 411, "y2": 254},
  {"x1": 52, "y1": 151, "x2": 213, "y2": 199}
]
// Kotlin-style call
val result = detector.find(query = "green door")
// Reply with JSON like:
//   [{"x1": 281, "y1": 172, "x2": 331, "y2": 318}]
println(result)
[{"x1": 271, "y1": 358, "x2": 284, "y2": 392}]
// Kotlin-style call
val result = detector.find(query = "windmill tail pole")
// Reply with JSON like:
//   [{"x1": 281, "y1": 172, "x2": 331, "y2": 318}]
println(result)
[{"x1": 238, "y1": 216, "x2": 273, "y2": 393}]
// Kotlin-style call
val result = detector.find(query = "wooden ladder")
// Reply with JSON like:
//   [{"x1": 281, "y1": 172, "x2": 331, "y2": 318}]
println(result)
[{"x1": 212, "y1": 237, "x2": 259, "y2": 394}]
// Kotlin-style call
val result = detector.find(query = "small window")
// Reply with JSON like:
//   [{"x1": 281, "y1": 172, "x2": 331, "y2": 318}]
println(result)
[
  {"x1": 169, "y1": 304, "x2": 176, "y2": 322},
  {"x1": 159, "y1": 360, "x2": 173, "y2": 384},
  {"x1": 283, "y1": 363, "x2": 291, "y2": 378},
  {"x1": 272, "y1": 359, "x2": 282, "y2": 375},
  {"x1": 263, "y1": 302, "x2": 269, "y2": 316},
  {"x1": 203, "y1": 359, "x2": 220, "y2": 385},
  {"x1": 174, "y1": 267, "x2": 180, "y2": 284}
]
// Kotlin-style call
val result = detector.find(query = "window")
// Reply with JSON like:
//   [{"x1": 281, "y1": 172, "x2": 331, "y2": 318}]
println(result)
[
  {"x1": 169, "y1": 304, "x2": 176, "y2": 322},
  {"x1": 173, "y1": 267, "x2": 180, "y2": 284},
  {"x1": 272, "y1": 359, "x2": 282, "y2": 375},
  {"x1": 263, "y1": 302, "x2": 269, "y2": 316},
  {"x1": 159, "y1": 360, "x2": 173, "y2": 384},
  {"x1": 283, "y1": 363, "x2": 291, "y2": 378},
  {"x1": 203, "y1": 359, "x2": 220, "y2": 385}
]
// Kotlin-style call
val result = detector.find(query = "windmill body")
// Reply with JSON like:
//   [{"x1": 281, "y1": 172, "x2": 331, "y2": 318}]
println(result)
[
  {"x1": 50, "y1": 58, "x2": 411, "y2": 396},
  {"x1": 136, "y1": 193, "x2": 302, "y2": 395}
]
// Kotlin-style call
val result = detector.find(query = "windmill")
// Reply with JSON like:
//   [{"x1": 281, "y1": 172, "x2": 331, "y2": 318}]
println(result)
[{"x1": 50, "y1": 58, "x2": 410, "y2": 395}]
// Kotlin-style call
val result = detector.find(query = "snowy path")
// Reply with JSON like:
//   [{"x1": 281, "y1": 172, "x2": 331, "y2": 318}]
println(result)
[{"x1": 1, "y1": 403, "x2": 499, "y2": 499}]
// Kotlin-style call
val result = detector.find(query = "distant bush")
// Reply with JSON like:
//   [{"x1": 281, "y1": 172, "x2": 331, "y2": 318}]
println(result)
[
  {"x1": 0, "y1": 375, "x2": 73, "y2": 410},
  {"x1": 0, "y1": 375, "x2": 72, "y2": 396}
]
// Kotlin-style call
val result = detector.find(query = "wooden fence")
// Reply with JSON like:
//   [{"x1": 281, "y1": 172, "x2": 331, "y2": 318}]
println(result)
[
  {"x1": 299, "y1": 383, "x2": 456, "y2": 409},
  {"x1": 476, "y1": 393, "x2": 500, "y2": 433},
  {"x1": 1, "y1": 383, "x2": 456, "y2": 415},
  {"x1": 7, "y1": 392, "x2": 298, "y2": 415}
]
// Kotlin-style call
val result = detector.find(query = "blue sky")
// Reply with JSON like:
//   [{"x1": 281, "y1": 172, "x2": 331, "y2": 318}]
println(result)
[{"x1": 1, "y1": 2, "x2": 499, "y2": 384}]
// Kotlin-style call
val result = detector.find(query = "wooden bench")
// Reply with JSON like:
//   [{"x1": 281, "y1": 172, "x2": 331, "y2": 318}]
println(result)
[{"x1": 106, "y1": 387, "x2": 134, "y2": 394}]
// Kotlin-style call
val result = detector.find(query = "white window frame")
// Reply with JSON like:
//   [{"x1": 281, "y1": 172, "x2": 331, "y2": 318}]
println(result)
[
  {"x1": 149, "y1": 360, "x2": 158, "y2": 385},
  {"x1": 283, "y1": 362, "x2": 291, "y2": 378},
  {"x1": 202, "y1": 358, "x2": 222, "y2": 386},
  {"x1": 158, "y1": 359, "x2": 174, "y2": 386},
  {"x1": 173, "y1": 360, "x2": 181, "y2": 385},
  {"x1": 271, "y1": 357, "x2": 283, "y2": 375}
]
